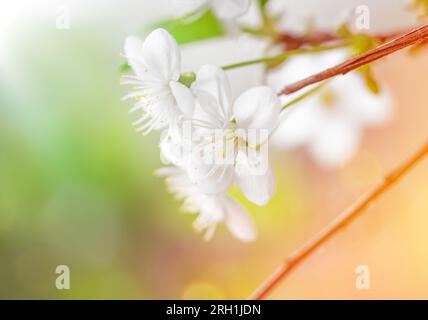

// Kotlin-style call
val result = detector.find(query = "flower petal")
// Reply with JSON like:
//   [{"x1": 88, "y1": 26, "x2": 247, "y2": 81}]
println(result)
[
  {"x1": 124, "y1": 36, "x2": 146, "y2": 78},
  {"x1": 235, "y1": 149, "x2": 275, "y2": 206},
  {"x1": 192, "y1": 64, "x2": 233, "y2": 123},
  {"x1": 233, "y1": 86, "x2": 281, "y2": 136},
  {"x1": 337, "y1": 74, "x2": 393, "y2": 126},
  {"x1": 213, "y1": 0, "x2": 251, "y2": 19},
  {"x1": 308, "y1": 116, "x2": 361, "y2": 168},
  {"x1": 193, "y1": 91, "x2": 226, "y2": 129},
  {"x1": 270, "y1": 99, "x2": 325, "y2": 149},
  {"x1": 188, "y1": 162, "x2": 235, "y2": 194},
  {"x1": 142, "y1": 28, "x2": 181, "y2": 82},
  {"x1": 169, "y1": 81, "x2": 195, "y2": 117},
  {"x1": 224, "y1": 196, "x2": 256, "y2": 242}
]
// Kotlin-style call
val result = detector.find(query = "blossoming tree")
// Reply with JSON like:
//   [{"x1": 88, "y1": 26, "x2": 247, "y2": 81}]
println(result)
[{"x1": 121, "y1": 0, "x2": 428, "y2": 298}]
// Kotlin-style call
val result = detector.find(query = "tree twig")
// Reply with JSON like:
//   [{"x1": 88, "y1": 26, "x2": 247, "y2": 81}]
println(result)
[
  {"x1": 277, "y1": 30, "x2": 401, "y2": 50},
  {"x1": 280, "y1": 24, "x2": 428, "y2": 95},
  {"x1": 222, "y1": 43, "x2": 346, "y2": 71},
  {"x1": 250, "y1": 140, "x2": 428, "y2": 300}
]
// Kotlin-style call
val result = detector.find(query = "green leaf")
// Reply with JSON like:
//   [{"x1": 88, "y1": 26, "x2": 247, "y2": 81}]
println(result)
[
  {"x1": 258, "y1": 0, "x2": 270, "y2": 8},
  {"x1": 154, "y1": 10, "x2": 225, "y2": 45}
]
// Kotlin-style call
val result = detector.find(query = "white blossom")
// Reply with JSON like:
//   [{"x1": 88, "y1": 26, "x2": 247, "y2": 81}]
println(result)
[
  {"x1": 268, "y1": 49, "x2": 393, "y2": 168},
  {"x1": 187, "y1": 65, "x2": 280, "y2": 205},
  {"x1": 121, "y1": 28, "x2": 195, "y2": 136},
  {"x1": 157, "y1": 167, "x2": 256, "y2": 242},
  {"x1": 173, "y1": 0, "x2": 251, "y2": 20}
]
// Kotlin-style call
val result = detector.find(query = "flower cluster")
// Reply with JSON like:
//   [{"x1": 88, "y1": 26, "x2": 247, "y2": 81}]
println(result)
[
  {"x1": 122, "y1": 28, "x2": 280, "y2": 241},
  {"x1": 122, "y1": 0, "x2": 395, "y2": 241}
]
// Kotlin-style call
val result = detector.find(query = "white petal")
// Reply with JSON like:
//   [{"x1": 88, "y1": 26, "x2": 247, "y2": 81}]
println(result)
[
  {"x1": 235, "y1": 149, "x2": 275, "y2": 206},
  {"x1": 159, "y1": 134, "x2": 184, "y2": 166},
  {"x1": 169, "y1": 81, "x2": 195, "y2": 117},
  {"x1": 155, "y1": 166, "x2": 180, "y2": 179},
  {"x1": 233, "y1": 86, "x2": 281, "y2": 135},
  {"x1": 308, "y1": 117, "x2": 361, "y2": 168},
  {"x1": 185, "y1": 121, "x2": 238, "y2": 193},
  {"x1": 213, "y1": 0, "x2": 251, "y2": 19},
  {"x1": 336, "y1": 74, "x2": 393, "y2": 126},
  {"x1": 124, "y1": 36, "x2": 146, "y2": 78},
  {"x1": 224, "y1": 197, "x2": 256, "y2": 242},
  {"x1": 142, "y1": 28, "x2": 181, "y2": 82},
  {"x1": 188, "y1": 162, "x2": 235, "y2": 194},
  {"x1": 193, "y1": 91, "x2": 226, "y2": 129},
  {"x1": 192, "y1": 64, "x2": 233, "y2": 122},
  {"x1": 236, "y1": 0, "x2": 263, "y2": 29},
  {"x1": 270, "y1": 99, "x2": 326, "y2": 149},
  {"x1": 172, "y1": 0, "x2": 207, "y2": 17}
]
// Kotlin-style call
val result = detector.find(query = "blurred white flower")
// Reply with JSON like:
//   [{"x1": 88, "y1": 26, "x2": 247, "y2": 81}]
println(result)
[
  {"x1": 268, "y1": 0, "x2": 418, "y2": 34},
  {"x1": 157, "y1": 166, "x2": 256, "y2": 242},
  {"x1": 173, "y1": 0, "x2": 251, "y2": 20},
  {"x1": 121, "y1": 28, "x2": 194, "y2": 136},
  {"x1": 189, "y1": 65, "x2": 280, "y2": 205},
  {"x1": 268, "y1": 49, "x2": 393, "y2": 168}
]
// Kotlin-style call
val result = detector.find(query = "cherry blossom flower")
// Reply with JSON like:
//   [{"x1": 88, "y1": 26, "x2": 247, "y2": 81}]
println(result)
[
  {"x1": 187, "y1": 65, "x2": 280, "y2": 205},
  {"x1": 268, "y1": 49, "x2": 393, "y2": 168},
  {"x1": 157, "y1": 166, "x2": 256, "y2": 242},
  {"x1": 121, "y1": 28, "x2": 195, "y2": 136},
  {"x1": 173, "y1": 0, "x2": 251, "y2": 20}
]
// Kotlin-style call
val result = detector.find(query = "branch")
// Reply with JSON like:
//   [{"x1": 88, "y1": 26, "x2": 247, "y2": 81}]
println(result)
[
  {"x1": 280, "y1": 24, "x2": 428, "y2": 95},
  {"x1": 250, "y1": 140, "x2": 428, "y2": 300},
  {"x1": 222, "y1": 43, "x2": 345, "y2": 71},
  {"x1": 277, "y1": 30, "x2": 400, "y2": 50}
]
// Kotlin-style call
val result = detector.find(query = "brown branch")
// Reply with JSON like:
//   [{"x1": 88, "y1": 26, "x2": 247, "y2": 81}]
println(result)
[
  {"x1": 278, "y1": 32, "x2": 339, "y2": 50},
  {"x1": 280, "y1": 24, "x2": 428, "y2": 95},
  {"x1": 277, "y1": 31, "x2": 399, "y2": 51},
  {"x1": 250, "y1": 140, "x2": 428, "y2": 300}
]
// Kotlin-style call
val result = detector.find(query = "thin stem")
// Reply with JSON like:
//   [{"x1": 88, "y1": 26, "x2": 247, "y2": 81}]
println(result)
[
  {"x1": 222, "y1": 43, "x2": 347, "y2": 71},
  {"x1": 277, "y1": 30, "x2": 402, "y2": 50},
  {"x1": 250, "y1": 140, "x2": 428, "y2": 300},
  {"x1": 280, "y1": 24, "x2": 428, "y2": 95},
  {"x1": 281, "y1": 83, "x2": 327, "y2": 112}
]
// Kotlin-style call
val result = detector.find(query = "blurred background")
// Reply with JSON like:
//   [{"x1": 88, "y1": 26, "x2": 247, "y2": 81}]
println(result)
[{"x1": 1, "y1": 0, "x2": 428, "y2": 299}]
